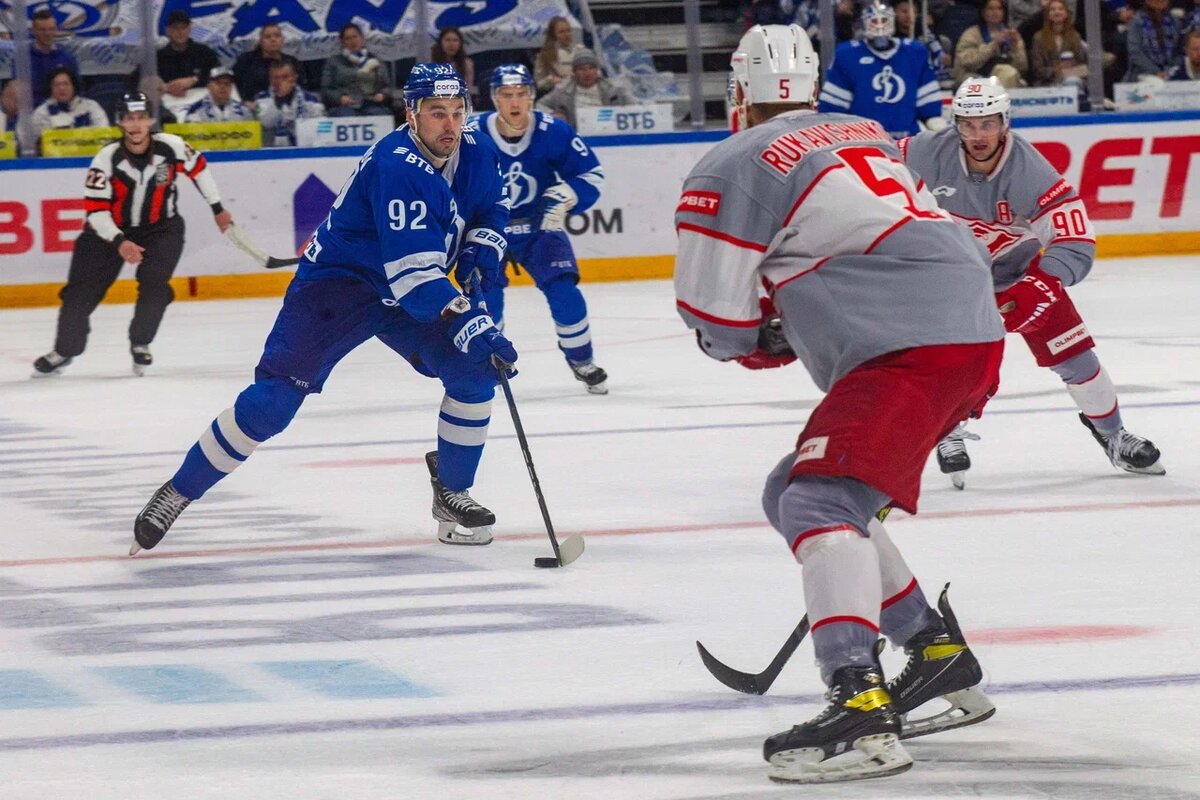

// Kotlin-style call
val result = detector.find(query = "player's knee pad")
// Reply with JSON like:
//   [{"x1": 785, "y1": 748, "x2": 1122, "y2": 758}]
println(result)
[
  {"x1": 1052, "y1": 348, "x2": 1100, "y2": 385},
  {"x1": 232, "y1": 377, "x2": 306, "y2": 442},
  {"x1": 540, "y1": 274, "x2": 587, "y2": 325},
  {"x1": 761, "y1": 451, "x2": 795, "y2": 533},
  {"x1": 777, "y1": 476, "x2": 885, "y2": 562}
]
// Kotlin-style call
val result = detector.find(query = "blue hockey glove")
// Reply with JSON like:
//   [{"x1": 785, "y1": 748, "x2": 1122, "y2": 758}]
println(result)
[
  {"x1": 455, "y1": 228, "x2": 507, "y2": 297},
  {"x1": 535, "y1": 182, "x2": 577, "y2": 231},
  {"x1": 444, "y1": 295, "x2": 519, "y2": 372}
]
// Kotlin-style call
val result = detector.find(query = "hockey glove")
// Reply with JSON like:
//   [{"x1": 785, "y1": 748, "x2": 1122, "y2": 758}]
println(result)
[
  {"x1": 444, "y1": 296, "x2": 519, "y2": 373},
  {"x1": 536, "y1": 182, "x2": 577, "y2": 231},
  {"x1": 455, "y1": 228, "x2": 507, "y2": 298},
  {"x1": 733, "y1": 296, "x2": 797, "y2": 370},
  {"x1": 996, "y1": 272, "x2": 1061, "y2": 334}
]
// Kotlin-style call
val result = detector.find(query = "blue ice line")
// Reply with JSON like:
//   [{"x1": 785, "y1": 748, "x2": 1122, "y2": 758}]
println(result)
[
  {"x1": 0, "y1": 670, "x2": 84, "y2": 709},
  {"x1": 0, "y1": 398, "x2": 1196, "y2": 467},
  {"x1": 0, "y1": 671, "x2": 1196, "y2": 751},
  {"x1": 259, "y1": 660, "x2": 436, "y2": 700},
  {"x1": 97, "y1": 665, "x2": 262, "y2": 705}
]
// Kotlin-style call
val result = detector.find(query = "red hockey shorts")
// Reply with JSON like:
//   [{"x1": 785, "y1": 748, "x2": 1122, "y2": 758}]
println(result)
[{"x1": 788, "y1": 340, "x2": 1005, "y2": 514}]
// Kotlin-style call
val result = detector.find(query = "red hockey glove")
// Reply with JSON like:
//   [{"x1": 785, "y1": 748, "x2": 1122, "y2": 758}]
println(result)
[
  {"x1": 734, "y1": 296, "x2": 797, "y2": 370},
  {"x1": 996, "y1": 272, "x2": 1062, "y2": 334}
]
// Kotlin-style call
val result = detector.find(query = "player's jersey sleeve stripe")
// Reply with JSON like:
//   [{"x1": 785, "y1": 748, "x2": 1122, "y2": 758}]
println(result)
[
  {"x1": 821, "y1": 82, "x2": 853, "y2": 102},
  {"x1": 784, "y1": 163, "x2": 846, "y2": 226},
  {"x1": 675, "y1": 299, "x2": 760, "y2": 328},
  {"x1": 817, "y1": 91, "x2": 851, "y2": 109},
  {"x1": 676, "y1": 221, "x2": 767, "y2": 252},
  {"x1": 915, "y1": 81, "x2": 941, "y2": 102}
]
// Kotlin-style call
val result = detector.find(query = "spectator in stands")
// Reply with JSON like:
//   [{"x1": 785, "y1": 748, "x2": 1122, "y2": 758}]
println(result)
[
  {"x1": 535, "y1": 16, "x2": 586, "y2": 95},
  {"x1": 321, "y1": 23, "x2": 392, "y2": 117},
  {"x1": 28, "y1": 8, "x2": 80, "y2": 106},
  {"x1": 432, "y1": 27, "x2": 477, "y2": 102},
  {"x1": 30, "y1": 67, "x2": 108, "y2": 142},
  {"x1": 935, "y1": 0, "x2": 982, "y2": 54},
  {"x1": 1188, "y1": 0, "x2": 1200, "y2": 34},
  {"x1": 233, "y1": 23, "x2": 304, "y2": 109},
  {"x1": 895, "y1": 0, "x2": 953, "y2": 85},
  {"x1": 1030, "y1": 0, "x2": 1089, "y2": 87},
  {"x1": 158, "y1": 10, "x2": 221, "y2": 99},
  {"x1": 257, "y1": 60, "x2": 324, "y2": 146},
  {"x1": 954, "y1": 0, "x2": 1029, "y2": 87},
  {"x1": 1008, "y1": 0, "x2": 1054, "y2": 32},
  {"x1": 185, "y1": 66, "x2": 253, "y2": 122},
  {"x1": 1124, "y1": 0, "x2": 1183, "y2": 80},
  {"x1": 536, "y1": 48, "x2": 634, "y2": 129},
  {"x1": 1173, "y1": 29, "x2": 1200, "y2": 79}
]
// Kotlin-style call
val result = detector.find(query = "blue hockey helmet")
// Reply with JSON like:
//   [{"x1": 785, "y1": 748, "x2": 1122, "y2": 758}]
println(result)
[
  {"x1": 489, "y1": 64, "x2": 534, "y2": 92},
  {"x1": 403, "y1": 62, "x2": 471, "y2": 113}
]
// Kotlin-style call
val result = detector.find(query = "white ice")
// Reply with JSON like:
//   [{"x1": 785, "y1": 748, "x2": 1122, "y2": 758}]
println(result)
[{"x1": 0, "y1": 257, "x2": 1198, "y2": 799}]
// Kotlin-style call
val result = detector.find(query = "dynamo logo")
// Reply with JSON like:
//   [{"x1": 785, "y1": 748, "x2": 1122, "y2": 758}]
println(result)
[
  {"x1": 0, "y1": 0, "x2": 119, "y2": 38},
  {"x1": 502, "y1": 161, "x2": 538, "y2": 210},
  {"x1": 872, "y1": 65, "x2": 906, "y2": 104}
]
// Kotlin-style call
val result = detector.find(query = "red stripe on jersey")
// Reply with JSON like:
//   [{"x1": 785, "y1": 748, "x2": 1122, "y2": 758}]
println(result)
[
  {"x1": 84, "y1": 199, "x2": 109, "y2": 213},
  {"x1": 784, "y1": 163, "x2": 845, "y2": 226},
  {"x1": 790, "y1": 523, "x2": 861, "y2": 555},
  {"x1": 1035, "y1": 177, "x2": 1073, "y2": 210},
  {"x1": 811, "y1": 615, "x2": 880, "y2": 634},
  {"x1": 897, "y1": 136, "x2": 911, "y2": 159},
  {"x1": 774, "y1": 257, "x2": 832, "y2": 290},
  {"x1": 111, "y1": 180, "x2": 129, "y2": 228},
  {"x1": 149, "y1": 178, "x2": 168, "y2": 224},
  {"x1": 675, "y1": 299, "x2": 761, "y2": 328},
  {"x1": 864, "y1": 215, "x2": 913, "y2": 254},
  {"x1": 1029, "y1": 193, "x2": 1080, "y2": 222},
  {"x1": 881, "y1": 578, "x2": 918, "y2": 609},
  {"x1": 186, "y1": 154, "x2": 207, "y2": 179},
  {"x1": 1051, "y1": 237, "x2": 1096, "y2": 245},
  {"x1": 676, "y1": 221, "x2": 767, "y2": 252}
]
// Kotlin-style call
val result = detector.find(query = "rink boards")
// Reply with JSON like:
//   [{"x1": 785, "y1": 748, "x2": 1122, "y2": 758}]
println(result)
[{"x1": 0, "y1": 111, "x2": 1198, "y2": 307}]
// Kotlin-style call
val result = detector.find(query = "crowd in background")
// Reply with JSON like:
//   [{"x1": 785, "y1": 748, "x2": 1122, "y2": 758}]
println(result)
[
  {"x1": 747, "y1": 0, "x2": 1200, "y2": 92},
  {"x1": 0, "y1": 10, "x2": 633, "y2": 155}
]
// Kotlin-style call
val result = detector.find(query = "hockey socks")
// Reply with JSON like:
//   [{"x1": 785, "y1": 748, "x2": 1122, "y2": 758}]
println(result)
[
  {"x1": 543, "y1": 278, "x2": 593, "y2": 363},
  {"x1": 1056, "y1": 353, "x2": 1122, "y2": 437},
  {"x1": 869, "y1": 518, "x2": 940, "y2": 646},
  {"x1": 173, "y1": 407, "x2": 263, "y2": 500},
  {"x1": 436, "y1": 395, "x2": 491, "y2": 491}
]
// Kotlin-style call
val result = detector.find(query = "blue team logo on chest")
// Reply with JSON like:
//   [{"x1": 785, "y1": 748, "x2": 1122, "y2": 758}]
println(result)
[
  {"x1": 502, "y1": 161, "x2": 539, "y2": 211},
  {"x1": 872, "y1": 65, "x2": 907, "y2": 104}
]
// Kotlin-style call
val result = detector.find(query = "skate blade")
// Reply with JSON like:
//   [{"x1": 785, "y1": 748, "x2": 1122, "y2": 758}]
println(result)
[
  {"x1": 436, "y1": 521, "x2": 494, "y2": 546},
  {"x1": 132, "y1": 365, "x2": 147, "y2": 377},
  {"x1": 558, "y1": 534, "x2": 585, "y2": 565},
  {"x1": 899, "y1": 686, "x2": 996, "y2": 739},
  {"x1": 1116, "y1": 459, "x2": 1166, "y2": 476},
  {"x1": 584, "y1": 381, "x2": 608, "y2": 395},
  {"x1": 950, "y1": 471, "x2": 965, "y2": 490},
  {"x1": 30, "y1": 369, "x2": 65, "y2": 379},
  {"x1": 768, "y1": 733, "x2": 913, "y2": 784},
  {"x1": 129, "y1": 540, "x2": 142, "y2": 556}
]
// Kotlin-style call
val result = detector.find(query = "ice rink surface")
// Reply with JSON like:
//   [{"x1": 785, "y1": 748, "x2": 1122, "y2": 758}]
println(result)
[{"x1": 0, "y1": 256, "x2": 1198, "y2": 799}]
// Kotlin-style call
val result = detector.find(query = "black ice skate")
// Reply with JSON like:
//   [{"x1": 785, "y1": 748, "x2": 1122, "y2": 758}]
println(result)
[
  {"x1": 568, "y1": 359, "x2": 608, "y2": 395},
  {"x1": 131, "y1": 345, "x2": 152, "y2": 377},
  {"x1": 1078, "y1": 413, "x2": 1165, "y2": 475},
  {"x1": 426, "y1": 451, "x2": 494, "y2": 545},
  {"x1": 31, "y1": 351, "x2": 73, "y2": 378},
  {"x1": 887, "y1": 585, "x2": 996, "y2": 739},
  {"x1": 935, "y1": 421, "x2": 979, "y2": 490},
  {"x1": 131, "y1": 480, "x2": 191, "y2": 555},
  {"x1": 764, "y1": 665, "x2": 913, "y2": 784}
]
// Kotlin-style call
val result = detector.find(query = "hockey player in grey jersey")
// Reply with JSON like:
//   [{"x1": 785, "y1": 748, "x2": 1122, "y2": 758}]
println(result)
[
  {"x1": 676, "y1": 24, "x2": 1002, "y2": 784},
  {"x1": 900, "y1": 79, "x2": 1165, "y2": 486}
]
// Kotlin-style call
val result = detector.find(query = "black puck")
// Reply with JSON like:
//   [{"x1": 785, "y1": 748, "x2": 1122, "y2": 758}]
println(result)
[{"x1": 533, "y1": 557, "x2": 561, "y2": 568}]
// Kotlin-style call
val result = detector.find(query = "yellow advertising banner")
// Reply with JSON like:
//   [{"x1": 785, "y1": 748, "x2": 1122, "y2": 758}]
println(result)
[
  {"x1": 0, "y1": 131, "x2": 15, "y2": 159},
  {"x1": 164, "y1": 121, "x2": 262, "y2": 150},
  {"x1": 40, "y1": 127, "x2": 121, "y2": 157}
]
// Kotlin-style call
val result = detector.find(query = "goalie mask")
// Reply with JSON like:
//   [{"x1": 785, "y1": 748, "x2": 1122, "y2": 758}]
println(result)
[
  {"x1": 728, "y1": 24, "x2": 819, "y2": 133},
  {"x1": 861, "y1": 3, "x2": 897, "y2": 47}
]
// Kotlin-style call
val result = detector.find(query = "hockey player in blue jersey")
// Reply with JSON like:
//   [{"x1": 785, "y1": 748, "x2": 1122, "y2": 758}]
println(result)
[
  {"x1": 818, "y1": 3, "x2": 945, "y2": 138},
  {"x1": 132, "y1": 66, "x2": 519, "y2": 553},
  {"x1": 472, "y1": 64, "x2": 609, "y2": 394}
]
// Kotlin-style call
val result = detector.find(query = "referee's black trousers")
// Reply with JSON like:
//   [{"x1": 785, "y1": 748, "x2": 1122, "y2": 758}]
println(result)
[{"x1": 54, "y1": 216, "x2": 186, "y2": 358}]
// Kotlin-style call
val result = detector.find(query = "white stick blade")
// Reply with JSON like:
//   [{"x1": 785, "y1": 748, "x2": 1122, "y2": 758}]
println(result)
[{"x1": 558, "y1": 535, "x2": 585, "y2": 565}]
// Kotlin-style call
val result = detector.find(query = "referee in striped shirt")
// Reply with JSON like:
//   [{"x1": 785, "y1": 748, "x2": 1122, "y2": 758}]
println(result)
[{"x1": 33, "y1": 91, "x2": 234, "y2": 377}]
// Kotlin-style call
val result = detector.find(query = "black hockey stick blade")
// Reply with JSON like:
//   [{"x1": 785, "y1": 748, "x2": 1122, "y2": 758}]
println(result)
[
  {"x1": 265, "y1": 256, "x2": 300, "y2": 269},
  {"x1": 696, "y1": 614, "x2": 810, "y2": 695}
]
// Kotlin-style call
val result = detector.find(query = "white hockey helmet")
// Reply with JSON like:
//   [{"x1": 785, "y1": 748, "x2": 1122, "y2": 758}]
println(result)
[
  {"x1": 730, "y1": 24, "x2": 818, "y2": 129},
  {"x1": 861, "y1": 3, "x2": 896, "y2": 40},
  {"x1": 952, "y1": 77, "x2": 1011, "y2": 128}
]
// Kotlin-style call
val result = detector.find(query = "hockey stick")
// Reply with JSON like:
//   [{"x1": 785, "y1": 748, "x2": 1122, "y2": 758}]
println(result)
[
  {"x1": 493, "y1": 357, "x2": 585, "y2": 568},
  {"x1": 696, "y1": 507, "x2": 894, "y2": 693},
  {"x1": 696, "y1": 615, "x2": 809, "y2": 695},
  {"x1": 226, "y1": 224, "x2": 300, "y2": 269}
]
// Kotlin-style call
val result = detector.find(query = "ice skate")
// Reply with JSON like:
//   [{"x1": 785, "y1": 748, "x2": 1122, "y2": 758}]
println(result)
[
  {"x1": 887, "y1": 585, "x2": 996, "y2": 739},
  {"x1": 426, "y1": 451, "x2": 494, "y2": 545},
  {"x1": 31, "y1": 351, "x2": 73, "y2": 378},
  {"x1": 131, "y1": 480, "x2": 191, "y2": 555},
  {"x1": 131, "y1": 345, "x2": 152, "y2": 377},
  {"x1": 935, "y1": 421, "x2": 979, "y2": 490},
  {"x1": 568, "y1": 359, "x2": 608, "y2": 395},
  {"x1": 764, "y1": 665, "x2": 912, "y2": 784},
  {"x1": 1078, "y1": 413, "x2": 1165, "y2": 476}
]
